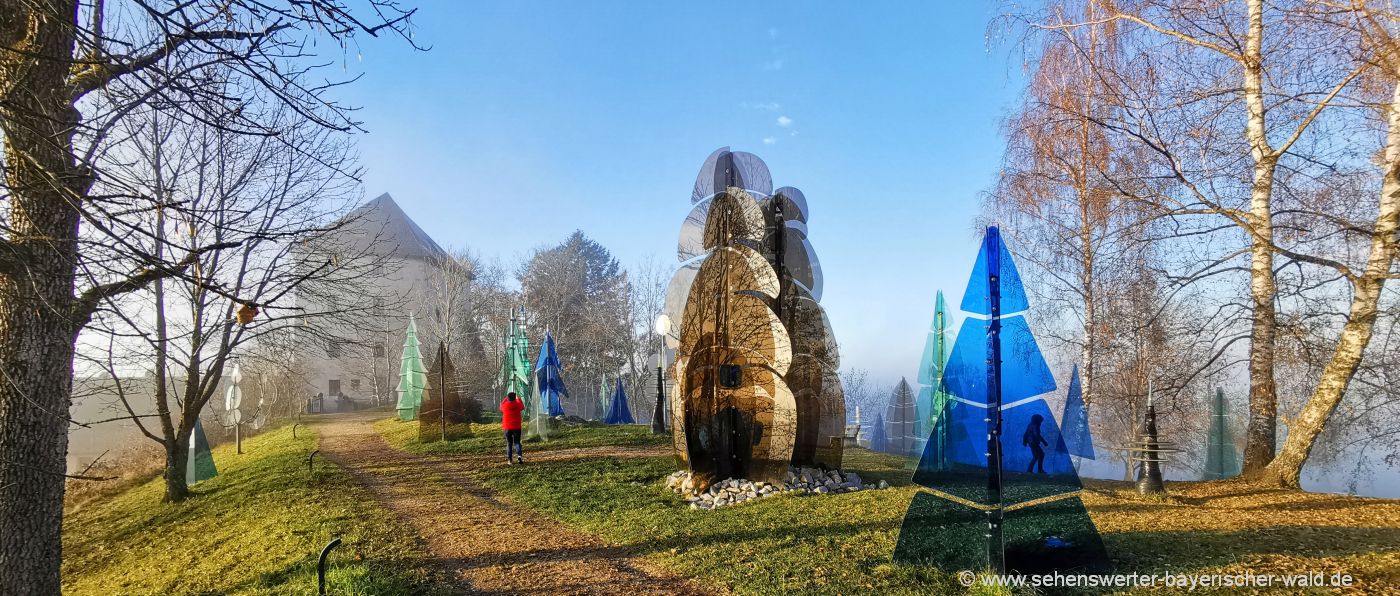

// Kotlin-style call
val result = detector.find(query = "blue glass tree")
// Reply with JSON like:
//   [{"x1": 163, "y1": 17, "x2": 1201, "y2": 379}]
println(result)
[
  {"x1": 534, "y1": 331, "x2": 568, "y2": 417},
  {"x1": 1061, "y1": 365, "x2": 1095, "y2": 460},
  {"x1": 603, "y1": 378, "x2": 635, "y2": 424},
  {"x1": 894, "y1": 227, "x2": 1108, "y2": 575}
]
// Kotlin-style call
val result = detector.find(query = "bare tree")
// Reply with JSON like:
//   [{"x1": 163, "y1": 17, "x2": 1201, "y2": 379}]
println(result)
[
  {"x1": 0, "y1": 1, "x2": 417, "y2": 586},
  {"x1": 77, "y1": 98, "x2": 379, "y2": 502}
]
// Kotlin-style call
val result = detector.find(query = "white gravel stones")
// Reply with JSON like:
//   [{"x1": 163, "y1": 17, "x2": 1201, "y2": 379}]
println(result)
[{"x1": 664, "y1": 466, "x2": 893, "y2": 511}]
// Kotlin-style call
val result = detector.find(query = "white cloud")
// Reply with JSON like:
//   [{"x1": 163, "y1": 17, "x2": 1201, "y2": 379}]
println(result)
[
  {"x1": 762, "y1": 137, "x2": 777, "y2": 145},
  {"x1": 776, "y1": 115, "x2": 793, "y2": 127},
  {"x1": 741, "y1": 101, "x2": 781, "y2": 111},
  {"x1": 768, "y1": 27, "x2": 779, "y2": 39},
  {"x1": 762, "y1": 58, "x2": 785, "y2": 71}
]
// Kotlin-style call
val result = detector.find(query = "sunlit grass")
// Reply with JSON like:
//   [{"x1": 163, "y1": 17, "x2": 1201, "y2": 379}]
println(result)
[
  {"x1": 62, "y1": 424, "x2": 442, "y2": 595},
  {"x1": 374, "y1": 415, "x2": 669, "y2": 456}
]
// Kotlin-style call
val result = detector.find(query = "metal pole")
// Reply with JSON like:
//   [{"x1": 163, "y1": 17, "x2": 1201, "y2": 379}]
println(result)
[
  {"x1": 652, "y1": 339, "x2": 666, "y2": 434},
  {"x1": 318, "y1": 537, "x2": 342, "y2": 595},
  {"x1": 985, "y1": 228, "x2": 1005, "y2": 574},
  {"x1": 440, "y1": 343, "x2": 447, "y2": 442}
]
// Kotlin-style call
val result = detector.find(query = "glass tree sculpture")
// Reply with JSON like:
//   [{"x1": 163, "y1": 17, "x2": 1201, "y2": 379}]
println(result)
[
  {"x1": 186, "y1": 418, "x2": 217, "y2": 485},
  {"x1": 895, "y1": 226, "x2": 1109, "y2": 575},
  {"x1": 1204, "y1": 387, "x2": 1241, "y2": 480},
  {"x1": 395, "y1": 314, "x2": 427, "y2": 421},
  {"x1": 603, "y1": 378, "x2": 636, "y2": 424},
  {"x1": 665, "y1": 147, "x2": 844, "y2": 489},
  {"x1": 420, "y1": 342, "x2": 471, "y2": 441},
  {"x1": 915, "y1": 291, "x2": 953, "y2": 463},
  {"x1": 535, "y1": 331, "x2": 569, "y2": 417},
  {"x1": 1061, "y1": 365, "x2": 1096, "y2": 461},
  {"x1": 597, "y1": 375, "x2": 610, "y2": 421},
  {"x1": 499, "y1": 307, "x2": 532, "y2": 414},
  {"x1": 886, "y1": 378, "x2": 920, "y2": 456},
  {"x1": 525, "y1": 380, "x2": 551, "y2": 442},
  {"x1": 869, "y1": 412, "x2": 889, "y2": 453}
]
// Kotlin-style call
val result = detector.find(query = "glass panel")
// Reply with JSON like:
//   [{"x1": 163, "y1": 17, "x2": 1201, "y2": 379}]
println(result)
[
  {"x1": 783, "y1": 234, "x2": 823, "y2": 301},
  {"x1": 691, "y1": 148, "x2": 773, "y2": 203},
  {"x1": 959, "y1": 227, "x2": 1030, "y2": 316},
  {"x1": 678, "y1": 197, "x2": 711, "y2": 262},
  {"x1": 663, "y1": 261, "x2": 701, "y2": 349},
  {"x1": 1001, "y1": 398, "x2": 1082, "y2": 505},
  {"x1": 690, "y1": 147, "x2": 727, "y2": 204},
  {"x1": 941, "y1": 315, "x2": 1055, "y2": 407},
  {"x1": 772, "y1": 186, "x2": 810, "y2": 223}
]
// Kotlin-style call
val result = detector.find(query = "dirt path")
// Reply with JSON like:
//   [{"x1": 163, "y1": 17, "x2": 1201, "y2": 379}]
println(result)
[{"x1": 316, "y1": 412, "x2": 714, "y2": 595}]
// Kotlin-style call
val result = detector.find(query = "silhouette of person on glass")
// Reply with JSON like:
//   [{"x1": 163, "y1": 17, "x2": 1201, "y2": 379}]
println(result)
[{"x1": 1023, "y1": 414, "x2": 1048, "y2": 474}]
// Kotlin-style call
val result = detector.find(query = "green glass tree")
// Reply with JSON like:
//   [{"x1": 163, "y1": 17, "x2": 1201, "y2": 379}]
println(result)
[
  {"x1": 1204, "y1": 387, "x2": 1241, "y2": 480},
  {"x1": 499, "y1": 307, "x2": 533, "y2": 415},
  {"x1": 395, "y1": 313, "x2": 427, "y2": 421}
]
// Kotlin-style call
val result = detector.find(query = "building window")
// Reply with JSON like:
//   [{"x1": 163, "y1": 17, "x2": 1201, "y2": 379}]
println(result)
[
  {"x1": 372, "y1": 343, "x2": 385, "y2": 358},
  {"x1": 350, "y1": 379, "x2": 361, "y2": 390},
  {"x1": 329, "y1": 379, "x2": 341, "y2": 396},
  {"x1": 327, "y1": 339, "x2": 342, "y2": 358}
]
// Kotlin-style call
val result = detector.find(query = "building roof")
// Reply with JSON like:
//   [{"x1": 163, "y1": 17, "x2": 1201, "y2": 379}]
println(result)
[{"x1": 338, "y1": 193, "x2": 447, "y2": 260}]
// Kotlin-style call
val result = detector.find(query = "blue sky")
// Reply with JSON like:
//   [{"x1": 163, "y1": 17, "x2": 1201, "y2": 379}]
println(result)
[{"x1": 338, "y1": 1, "x2": 1026, "y2": 388}]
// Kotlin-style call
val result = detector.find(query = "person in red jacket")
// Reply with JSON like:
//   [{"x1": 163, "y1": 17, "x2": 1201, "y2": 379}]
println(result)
[{"x1": 500, "y1": 392, "x2": 525, "y2": 464}]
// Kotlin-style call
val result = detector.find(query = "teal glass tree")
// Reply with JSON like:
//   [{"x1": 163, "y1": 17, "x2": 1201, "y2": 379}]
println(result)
[
  {"x1": 185, "y1": 418, "x2": 217, "y2": 484},
  {"x1": 915, "y1": 291, "x2": 953, "y2": 464},
  {"x1": 395, "y1": 313, "x2": 427, "y2": 421},
  {"x1": 1204, "y1": 387, "x2": 1241, "y2": 480}
]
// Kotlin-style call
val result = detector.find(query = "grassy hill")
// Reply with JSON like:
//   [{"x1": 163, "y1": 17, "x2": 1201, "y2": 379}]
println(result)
[{"x1": 62, "y1": 423, "x2": 442, "y2": 595}]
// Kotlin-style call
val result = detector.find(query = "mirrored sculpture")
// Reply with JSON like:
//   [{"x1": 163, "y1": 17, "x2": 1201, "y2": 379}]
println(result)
[
  {"x1": 420, "y1": 342, "x2": 471, "y2": 441},
  {"x1": 186, "y1": 418, "x2": 217, "y2": 484},
  {"x1": 395, "y1": 313, "x2": 427, "y2": 421},
  {"x1": 499, "y1": 307, "x2": 532, "y2": 415},
  {"x1": 895, "y1": 226, "x2": 1109, "y2": 575},
  {"x1": 1204, "y1": 387, "x2": 1241, "y2": 480},
  {"x1": 1125, "y1": 386, "x2": 1179, "y2": 496},
  {"x1": 666, "y1": 148, "x2": 844, "y2": 490},
  {"x1": 603, "y1": 378, "x2": 635, "y2": 424},
  {"x1": 535, "y1": 331, "x2": 568, "y2": 417}
]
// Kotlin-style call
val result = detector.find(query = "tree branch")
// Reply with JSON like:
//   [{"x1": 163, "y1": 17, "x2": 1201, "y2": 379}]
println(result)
[
  {"x1": 71, "y1": 241, "x2": 241, "y2": 324},
  {"x1": 68, "y1": 23, "x2": 290, "y2": 100}
]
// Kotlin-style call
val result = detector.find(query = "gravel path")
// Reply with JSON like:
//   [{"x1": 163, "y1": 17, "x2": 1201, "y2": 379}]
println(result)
[{"x1": 316, "y1": 412, "x2": 713, "y2": 595}]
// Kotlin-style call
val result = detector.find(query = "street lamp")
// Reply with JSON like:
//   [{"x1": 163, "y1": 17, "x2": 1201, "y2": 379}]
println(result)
[{"x1": 651, "y1": 314, "x2": 672, "y2": 434}]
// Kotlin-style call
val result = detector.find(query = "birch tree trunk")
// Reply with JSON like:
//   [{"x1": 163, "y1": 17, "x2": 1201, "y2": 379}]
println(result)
[
  {"x1": 1258, "y1": 79, "x2": 1400, "y2": 487},
  {"x1": 1241, "y1": 0, "x2": 1283, "y2": 474}
]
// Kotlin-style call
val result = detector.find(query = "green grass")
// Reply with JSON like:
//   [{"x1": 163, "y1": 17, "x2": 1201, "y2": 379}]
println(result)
[
  {"x1": 374, "y1": 416, "x2": 669, "y2": 456},
  {"x1": 62, "y1": 424, "x2": 442, "y2": 595},
  {"x1": 468, "y1": 432, "x2": 1400, "y2": 595},
  {"x1": 471, "y1": 447, "x2": 983, "y2": 595}
]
